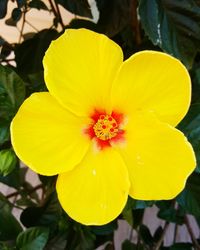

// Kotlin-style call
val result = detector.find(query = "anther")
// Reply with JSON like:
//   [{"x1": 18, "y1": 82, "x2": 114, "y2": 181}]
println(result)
[{"x1": 93, "y1": 114, "x2": 118, "y2": 141}]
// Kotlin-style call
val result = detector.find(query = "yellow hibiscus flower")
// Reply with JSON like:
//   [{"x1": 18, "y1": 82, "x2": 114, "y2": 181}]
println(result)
[{"x1": 11, "y1": 28, "x2": 196, "y2": 225}]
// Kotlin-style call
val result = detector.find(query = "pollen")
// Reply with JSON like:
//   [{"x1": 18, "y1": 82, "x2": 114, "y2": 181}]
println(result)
[{"x1": 93, "y1": 115, "x2": 118, "y2": 141}]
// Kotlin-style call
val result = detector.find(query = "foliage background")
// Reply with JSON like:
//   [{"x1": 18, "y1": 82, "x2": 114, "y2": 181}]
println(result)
[{"x1": 1, "y1": 0, "x2": 200, "y2": 249}]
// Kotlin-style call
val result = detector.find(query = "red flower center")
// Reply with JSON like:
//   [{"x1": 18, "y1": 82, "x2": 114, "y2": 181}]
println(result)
[
  {"x1": 93, "y1": 115, "x2": 118, "y2": 141},
  {"x1": 85, "y1": 110, "x2": 125, "y2": 149}
]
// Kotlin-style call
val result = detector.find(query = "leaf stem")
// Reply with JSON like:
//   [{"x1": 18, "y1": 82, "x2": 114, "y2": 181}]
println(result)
[{"x1": 54, "y1": 0, "x2": 65, "y2": 30}]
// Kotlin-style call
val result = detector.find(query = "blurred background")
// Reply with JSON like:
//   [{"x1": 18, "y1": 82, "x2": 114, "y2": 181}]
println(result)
[{"x1": 1, "y1": 1, "x2": 200, "y2": 249}]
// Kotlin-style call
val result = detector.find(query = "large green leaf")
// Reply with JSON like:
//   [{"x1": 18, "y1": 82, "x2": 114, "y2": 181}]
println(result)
[
  {"x1": 0, "y1": 194, "x2": 22, "y2": 241},
  {"x1": 16, "y1": 227, "x2": 49, "y2": 250},
  {"x1": 0, "y1": 65, "x2": 25, "y2": 121},
  {"x1": 0, "y1": 164, "x2": 26, "y2": 188},
  {"x1": 177, "y1": 172, "x2": 200, "y2": 217},
  {"x1": 55, "y1": 0, "x2": 92, "y2": 18},
  {"x1": 139, "y1": 0, "x2": 200, "y2": 68},
  {"x1": 28, "y1": 0, "x2": 48, "y2": 10},
  {"x1": 170, "y1": 243, "x2": 193, "y2": 250},
  {"x1": 178, "y1": 103, "x2": 200, "y2": 172},
  {"x1": 122, "y1": 240, "x2": 137, "y2": 250},
  {"x1": 15, "y1": 29, "x2": 58, "y2": 74},
  {"x1": 0, "y1": 120, "x2": 10, "y2": 145},
  {"x1": 0, "y1": 0, "x2": 8, "y2": 19},
  {"x1": 20, "y1": 192, "x2": 62, "y2": 229},
  {"x1": 96, "y1": 0, "x2": 132, "y2": 36},
  {"x1": 66, "y1": 223, "x2": 96, "y2": 250},
  {"x1": 91, "y1": 221, "x2": 118, "y2": 236},
  {"x1": 0, "y1": 149, "x2": 17, "y2": 176}
]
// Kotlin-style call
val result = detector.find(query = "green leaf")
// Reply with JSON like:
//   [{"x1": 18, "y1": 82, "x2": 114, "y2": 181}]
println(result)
[
  {"x1": 96, "y1": 0, "x2": 132, "y2": 36},
  {"x1": 91, "y1": 221, "x2": 118, "y2": 235},
  {"x1": 55, "y1": 0, "x2": 92, "y2": 18},
  {"x1": 67, "y1": 223, "x2": 96, "y2": 250},
  {"x1": 0, "y1": 149, "x2": 17, "y2": 176},
  {"x1": 170, "y1": 243, "x2": 192, "y2": 250},
  {"x1": 122, "y1": 240, "x2": 137, "y2": 250},
  {"x1": 15, "y1": 29, "x2": 58, "y2": 74},
  {"x1": 0, "y1": 196, "x2": 22, "y2": 241},
  {"x1": 156, "y1": 200, "x2": 184, "y2": 224},
  {"x1": 20, "y1": 192, "x2": 62, "y2": 229},
  {"x1": 17, "y1": 0, "x2": 26, "y2": 8},
  {"x1": 177, "y1": 172, "x2": 200, "y2": 217},
  {"x1": 44, "y1": 233, "x2": 67, "y2": 250},
  {"x1": 139, "y1": 225, "x2": 154, "y2": 247},
  {"x1": 11, "y1": 8, "x2": 22, "y2": 22},
  {"x1": 122, "y1": 197, "x2": 153, "y2": 227},
  {"x1": 178, "y1": 103, "x2": 200, "y2": 172},
  {"x1": 67, "y1": 19, "x2": 98, "y2": 32},
  {"x1": 0, "y1": 65, "x2": 25, "y2": 121},
  {"x1": 157, "y1": 207, "x2": 184, "y2": 224},
  {"x1": 16, "y1": 227, "x2": 49, "y2": 250},
  {"x1": 139, "y1": 0, "x2": 200, "y2": 68},
  {"x1": 29, "y1": 0, "x2": 48, "y2": 10},
  {"x1": 0, "y1": 164, "x2": 26, "y2": 188},
  {"x1": 0, "y1": 121, "x2": 10, "y2": 145},
  {"x1": 0, "y1": 0, "x2": 8, "y2": 19}
]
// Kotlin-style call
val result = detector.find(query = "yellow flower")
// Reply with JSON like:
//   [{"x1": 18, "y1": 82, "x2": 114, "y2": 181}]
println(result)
[{"x1": 11, "y1": 29, "x2": 196, "y2": 225}]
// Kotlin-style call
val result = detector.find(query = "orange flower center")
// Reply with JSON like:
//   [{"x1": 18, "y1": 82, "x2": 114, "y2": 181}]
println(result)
[{"x1": 93, "y1": 115, "x2": 118, "y2": 141}]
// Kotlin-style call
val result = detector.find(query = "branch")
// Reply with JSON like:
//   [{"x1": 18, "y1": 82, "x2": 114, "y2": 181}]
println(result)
[
  {"x1": 49, "y1": 0, "x2": 64, "y2": 30},
  {"x1": 18, "y1": 10, "x2": 26, "y2": 43},
  {"x1": 185, "y1": 215, "x2": 200, "y2": 250},
  {"x1": 54, "y1": 0, "x2": 65, "y2": 30},
  {"x1": 6, "y1": 184, "x2": 43, "y2": 199},
  {"x1": 49, "y1": 0, "x2": 57, "y2": 17},
  {"x1": 25, "y1": 20, "x2": 39, "y2": 31}
]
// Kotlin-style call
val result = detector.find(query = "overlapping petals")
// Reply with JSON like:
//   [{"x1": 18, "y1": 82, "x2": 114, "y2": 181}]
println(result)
[
  {"x1": 43, "y1": 28, "x2": 123, "y2": 116},
  {"x1": 11, "y1": 28, "x2": 196, "y2": 225}
]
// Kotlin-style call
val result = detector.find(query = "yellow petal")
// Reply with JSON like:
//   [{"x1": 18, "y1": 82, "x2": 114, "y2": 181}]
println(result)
[
  {"x1": 11, "y1": 92, "x2": 90, "y2": 176},
  {"x1": 56, "y1": 146, "x2": 130, "y2": 225},
  {"x1": 111, "y1": 51, "x2": 191, "y2": 126},
  {"x1": 43, "y1": 28, "x2": 123, "y2": 116},
  {"x1": 114, "y1": 111, "x2": 196, "y2": 200}
]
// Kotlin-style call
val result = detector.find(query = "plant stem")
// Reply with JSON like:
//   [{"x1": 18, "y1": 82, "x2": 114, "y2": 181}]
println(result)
[
  {"x1": 173, "y1": 223, "x2": 178, "y2": 244},
  {"x1": 18, "y1": 10, "x2": 26, "y2": 43},
  {"x1": 49, "y1": 0, "x2": 58, "y2": 19},
  {"x1": 185, "y1": 215, "x2": 200, "y2": 249},
  {"x1": 49, "y1": 0, "x2": 64, "y2": 30},
  {"x1": 25, "y1": 19, "x2": 39, "y2": 31},
  {"x1": 54, "y1": 0, "x2": 65, "y2": 30}
]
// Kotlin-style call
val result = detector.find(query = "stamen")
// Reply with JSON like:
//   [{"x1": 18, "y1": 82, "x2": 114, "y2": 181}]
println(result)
[{"x1": 93, "y1": 115, "x2": 118, "y2": 141}]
